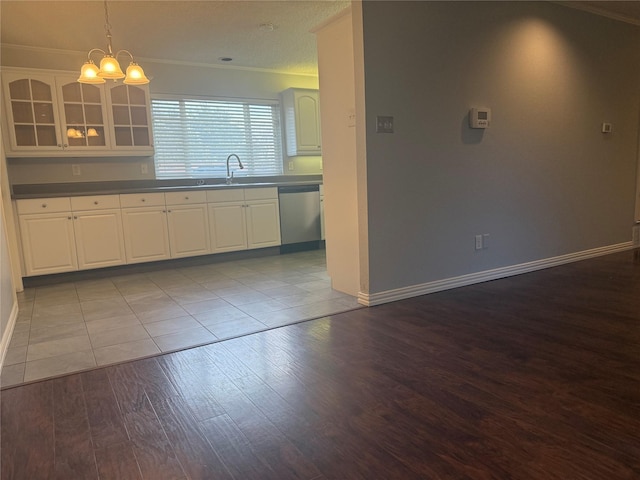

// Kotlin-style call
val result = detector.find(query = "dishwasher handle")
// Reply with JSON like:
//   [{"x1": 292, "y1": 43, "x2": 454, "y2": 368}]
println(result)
[{"x1": 278, "y1": 185, "x2": 320, "y2": 194}]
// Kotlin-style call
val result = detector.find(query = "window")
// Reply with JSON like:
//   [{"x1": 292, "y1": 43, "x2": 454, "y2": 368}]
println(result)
[{"x1": 151, "y1": 97, "x2": 283, "y2": 178}]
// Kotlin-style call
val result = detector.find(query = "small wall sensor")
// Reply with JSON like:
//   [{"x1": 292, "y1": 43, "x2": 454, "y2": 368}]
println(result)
[
  {"x1": 601, "y1": 123, "x2": 612, "y2": 134},
  {"x1": 469, "y1": 107, "x2": 491, "y2": 129}
]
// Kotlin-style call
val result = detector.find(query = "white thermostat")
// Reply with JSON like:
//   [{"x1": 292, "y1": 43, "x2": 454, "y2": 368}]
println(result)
[{"x1": 469, "y1": 107, "x2": 491, "y2": 129}]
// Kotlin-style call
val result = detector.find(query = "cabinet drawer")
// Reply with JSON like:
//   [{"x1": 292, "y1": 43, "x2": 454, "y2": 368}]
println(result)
[
  {"x1": 71, "y1": 195, "x2": 121, "y2": 211},
  {"x1": 244, "y1": 187, "x2": 278, "y2": 201},
  {"x1": 206, "y1": 188, "x2": 244, "y2": 203},
  {"x1": 17, "y1": 197, "x2": 71, "y2": 214},
  {"x1": 165, "y1": 190, "x2": 207, "y2": 205},
  {"x1": 120, "y1": 192, "x2": 165, "y2": 208}
]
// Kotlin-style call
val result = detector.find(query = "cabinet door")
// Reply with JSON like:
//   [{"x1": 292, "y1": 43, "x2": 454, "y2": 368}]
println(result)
[
  {"x1": 167, "y1": 204, "x2": 210, "y2": 258},
  {"x1": 19, "y1": 213, "x2": 77, "y2": 276},
  {"x1": 246, "y1": 200, "x2": 281, "y2": 249},
  {"x1": 294, "y1": 91, "x2": 322, "y2": 154},
  {"x1": 56, "y1": 77, "x2": 111, "y2": 152},
  {"x1": 106, "y1": 83, "x2": 154, "y2": 154},
  {"x1": 2, "y1": 73, "x2": 62, "y2": 153},
  {"x1": 73, "y1": 209, "x2": 126, "y2": 269},
  {"x1": 208, "y1": 202, "x2": 247, "y2": 253},
  {"x1": 121, "y1": 207, "x2": 170, "y2": 263}
]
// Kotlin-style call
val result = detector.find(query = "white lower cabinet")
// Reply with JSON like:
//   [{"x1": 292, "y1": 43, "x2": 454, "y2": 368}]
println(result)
[
  {"x1": 246, "y1": 200, "x2": 281, "y2": 249},
  {"x1": 120, "y1": 193, "x2": 170, "y2": 264},
  {"x1": 165, "y1": 191, "x2": 210, "y2": 258},
  {"x1": 17, "y1": 195, "x2": 125, "y2": 276},
  {"x1": 207, "y1": 187, "x2": 281, "y2": 254},
  {"x1": 121, "y1": 207, "x2": 171, "y2": 264},
  {"x1": 16, "y1": 186, "x2": 290, "y2": 277},
  {"x1": 209, "y1": 201, "x2": 247, "y2": 253},
  {"x1": 19, "y1": 212, "x2": 78, "y2": 276},
  {"x1": 71, "y1": 194, "x2": 126, "y2": 269},
  {"x1": 73, "y1": 209, "x2": 126, "y2": 269}
]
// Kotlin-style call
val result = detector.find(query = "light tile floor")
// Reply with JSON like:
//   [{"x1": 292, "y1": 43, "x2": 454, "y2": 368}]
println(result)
[{"x1": 1, "y1": 249, "x2": 361, "y2": 387}]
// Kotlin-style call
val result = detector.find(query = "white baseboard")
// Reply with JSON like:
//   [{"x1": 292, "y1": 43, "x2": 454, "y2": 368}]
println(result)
[
  {"x1": 0, "y1": 300, "x2": 19, "y2": 370},
  {"x1": 358, "y1": 242, "x2": 634, "y2": 307}
]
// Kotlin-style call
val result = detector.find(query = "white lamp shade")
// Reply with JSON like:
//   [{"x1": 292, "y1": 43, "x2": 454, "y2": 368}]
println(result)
[
  {"x1": 98, "y1": 55, "x2": 125, "y2": 79},
  {"x1": 123, "y1": 63, "x2": 150, "y2": 85},
  {"x1": 87, "y1": 128, "x2": 99, "y2": 137},
  {"x1": 77, "y1": 61, "x2": 106, "y2": 84}
]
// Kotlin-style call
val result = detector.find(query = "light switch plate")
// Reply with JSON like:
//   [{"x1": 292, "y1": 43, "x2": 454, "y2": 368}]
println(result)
[{"x1": 376, "y1": 116, "x2": 394, "y2": 133}]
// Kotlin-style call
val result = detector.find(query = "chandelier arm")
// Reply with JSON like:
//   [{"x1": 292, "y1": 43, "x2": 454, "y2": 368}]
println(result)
[
  {"x1": 86, "y1": 48, "x2": 106, "y2": 62},
  {"x1": 115, "y1": 50, "x2": 135, "y2": 63}
]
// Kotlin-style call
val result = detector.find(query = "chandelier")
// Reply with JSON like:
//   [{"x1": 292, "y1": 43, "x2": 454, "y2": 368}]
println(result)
[{"x1": 77, "y1": 1, "x2": 149, "y2": 85}]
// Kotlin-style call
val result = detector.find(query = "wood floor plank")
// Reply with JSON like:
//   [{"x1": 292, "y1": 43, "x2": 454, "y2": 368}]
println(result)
[
  {"x1": 94, "y1": 442, "x2": 143, "y2": 480},
  {"x1": 157, "y1": 349, "x2": 226, "y2": 422},
  {"x1": 52, "y1": 375, "x2": 98, "y2": 479},
  {"x1": 81, "y1": 369, "x2": 129, "y2": 449},
  {"x1": 200, "y1": 413, "x2": 279, "y2": 480},
  {"x1": 1, "y1": 382, "x2": 54, "y2": 480},
  {"x1": 107, "y1": 362, "x2": 186, "y2": 480}
]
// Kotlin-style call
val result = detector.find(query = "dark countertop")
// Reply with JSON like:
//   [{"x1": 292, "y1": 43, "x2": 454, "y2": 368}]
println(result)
[{"x1": 11, "y1": 175, "x2": 323, "y2": 199}]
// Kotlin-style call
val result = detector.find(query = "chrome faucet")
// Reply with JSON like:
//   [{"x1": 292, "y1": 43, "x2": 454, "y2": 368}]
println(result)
[{"x1": 226, "y1": 154, "x2": 244, "y2": 185}]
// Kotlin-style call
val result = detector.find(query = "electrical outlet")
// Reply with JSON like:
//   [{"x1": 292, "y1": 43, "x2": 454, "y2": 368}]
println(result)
[
  {"x1": 288, "y1": 161, "x2": 294, "y2": 171},
  {"x1": 475, "y1": 235, "x2": 483, "y2": 250},
  {"x1": 482, "y1": 233, "x2": 490, "y2": 249},
  {"x1": 72, "y1": 164, "x2": 81, "y2": 176},
  {"x1": 140, "y1": 163, "x2": 148, "y2": 174}
]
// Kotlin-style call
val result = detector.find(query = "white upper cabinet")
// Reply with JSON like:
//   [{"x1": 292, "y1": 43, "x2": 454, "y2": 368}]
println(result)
[
  {"x1": 280, "y1": 88, "x2": 322, "y2": 156},
  {"x1": 105, "y1": 83, "x2": 154, "y2": 153},
  {"x1": 2, "y1": 73, "x2": 63, "y2": 153},
  {"x1": 1, "y1": 68, "x2": 153, "y2": 157},
  {"x1": 56, "y1": 76, "x2": 112, "y2": 153}
]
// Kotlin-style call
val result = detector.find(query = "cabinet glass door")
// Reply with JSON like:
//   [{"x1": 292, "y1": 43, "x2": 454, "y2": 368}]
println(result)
[
  {"x1": 110, "y1": 84, "x2": 152, "y2": 147},
  {"x1": 59, "y1": 80, "x2": 108, "y2": 149},
  {"x1": 7, "y1": 78, "x2": 59, "y2": 147}
]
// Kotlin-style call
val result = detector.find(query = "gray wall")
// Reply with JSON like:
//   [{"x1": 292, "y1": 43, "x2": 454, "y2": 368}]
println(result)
[{"x1": 360, "y1": 1, "x2": 640, "y2": 293}]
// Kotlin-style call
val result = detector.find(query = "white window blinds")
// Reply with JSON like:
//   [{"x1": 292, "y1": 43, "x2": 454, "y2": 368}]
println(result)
[{"x1": 151, "y1": 98, "x2": 283, "y2": 178}]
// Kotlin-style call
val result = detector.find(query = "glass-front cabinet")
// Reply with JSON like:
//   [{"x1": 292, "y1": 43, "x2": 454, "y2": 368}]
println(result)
[
  {"x1": 3, "y1": 74, "x2": 62, "y2": 152},
  {"x1": 107, "y1": 84, "x2": 153, "y2": 150},
  {"x1": 57, "y1": 76, "x2": 110, "y2": 152},
  {"x1": 1, "y1": 68, "x2": 153, "y2": 157}
]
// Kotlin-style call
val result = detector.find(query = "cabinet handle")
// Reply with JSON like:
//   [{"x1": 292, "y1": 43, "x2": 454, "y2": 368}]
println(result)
[
  {"x1": 63, "y1": 144, "x2": 68, "y2": 148},
  {"x1": 163, "y1": 210, "x2": 167, "y2": 213},
  {"x1": 167, "y1": 210, "x2": 172, "y2": 213},
  {"x1": 57, "y1": 144, "x2": 62, "y2": 148}
]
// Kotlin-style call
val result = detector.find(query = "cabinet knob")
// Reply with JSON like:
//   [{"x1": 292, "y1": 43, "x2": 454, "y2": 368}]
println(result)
[
  {"x1": 41, "y1": 203, "x2": 47, "y2": 208},
  {"x1": 185, "y1": 196, "x2": 189, "y2": 200},
  {"x1": 94, "y1": 201, "x2": 99, "y2": 205},
  {"x1": 68, "y1": 216, "x2": 72, "y2": 220},
  {"x1": 73, "y1": 216, "x2": 77, "y2": 220},
  {"x1": 141, "y1": 198, "x2": 146, "y2": 202}
]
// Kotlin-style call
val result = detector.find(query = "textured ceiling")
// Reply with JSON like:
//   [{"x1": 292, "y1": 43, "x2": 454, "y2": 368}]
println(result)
[
  {"x1": 1, "y1": 1, "x2": 638, "y2": 76},
  {"x1": 0, "y1": 0, "x2": 350, "y2": 75}
]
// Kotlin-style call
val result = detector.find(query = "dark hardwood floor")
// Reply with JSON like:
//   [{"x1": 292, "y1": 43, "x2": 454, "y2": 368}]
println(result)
[{"x1": 2, "y1": 249, "x2": 639, "y2": 479}]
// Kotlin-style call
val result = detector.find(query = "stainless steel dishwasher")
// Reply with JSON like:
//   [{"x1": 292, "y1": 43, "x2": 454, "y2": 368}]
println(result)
[{"x1": 278, "y1": 185, "x2": 321, "y2": 252}]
